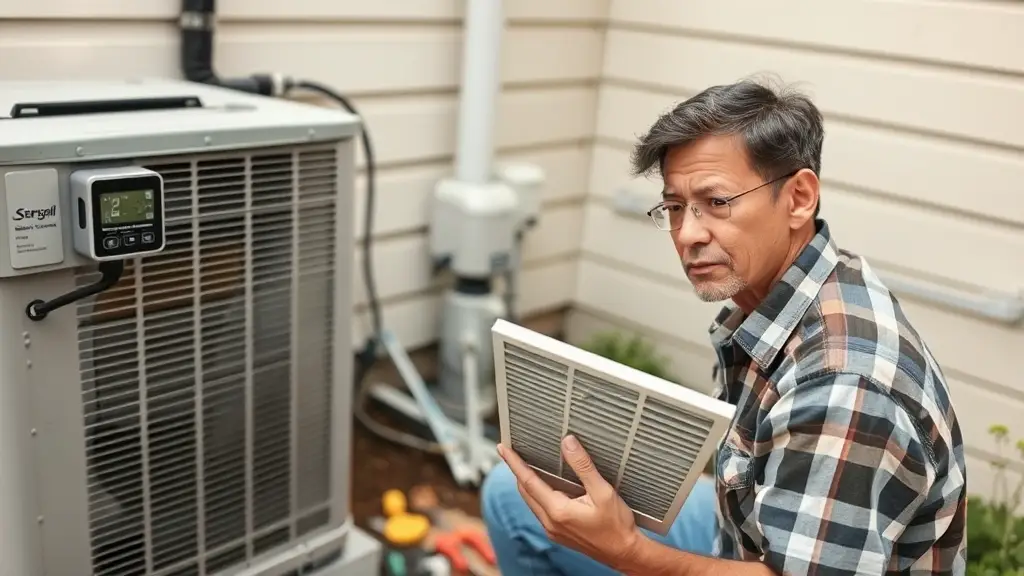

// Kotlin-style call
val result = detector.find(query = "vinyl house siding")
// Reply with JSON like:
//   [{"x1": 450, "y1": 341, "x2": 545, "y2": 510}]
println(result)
[
  {"x1": 569, "y1": 0, "x2": 1024, "y2": 500},
  {"x1": 4, "y1": 0, "x2": 1022, "y2": 501},
  {"x1": 0, "y1": 0, "x2": 607, "y2": 350}
]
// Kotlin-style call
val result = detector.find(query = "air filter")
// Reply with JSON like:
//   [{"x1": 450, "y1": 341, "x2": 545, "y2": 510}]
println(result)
[{"x1": 492, "y1": 319, "x2": 736, "y2": 535}]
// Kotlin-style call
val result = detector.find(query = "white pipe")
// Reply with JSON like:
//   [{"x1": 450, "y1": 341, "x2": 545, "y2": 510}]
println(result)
[
  {"x1": 879, "y1": 271, "x2": 1024, "y2": 325},
  {"x1": 455, "y1": 0, "x2": 505, "y2": 184},
  {"x1": 610, "y1": 187, "x2": 1024, "y2": 325},
  {"x1": 462, "y1": 335, "x2": 482, "y2": 479},
  {"x1": 368, "y1": 385, "x2": 500, "y2": 467}
]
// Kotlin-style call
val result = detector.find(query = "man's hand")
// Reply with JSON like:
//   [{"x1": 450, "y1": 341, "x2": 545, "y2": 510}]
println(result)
[{"x1": 498, "y1": 435, "x2": 645, "y2": 569}]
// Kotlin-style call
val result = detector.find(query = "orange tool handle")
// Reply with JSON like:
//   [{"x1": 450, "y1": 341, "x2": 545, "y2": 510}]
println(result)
[
  {"x1": 434, "y1": 529, "x2": 497, "y2": 571},
  {"x1": 458, "y1": 530, "x2": 496, "y2": 564},
  {"x1": 433, "y1": 533, "x2": 469, "y2": 572}
]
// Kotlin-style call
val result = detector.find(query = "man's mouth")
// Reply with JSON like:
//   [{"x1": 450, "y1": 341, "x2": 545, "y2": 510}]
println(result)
[{"x1": 686, "y1": 262, "x2": 725, "y2": 275}]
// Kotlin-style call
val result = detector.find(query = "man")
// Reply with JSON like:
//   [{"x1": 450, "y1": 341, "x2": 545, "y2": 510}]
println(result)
[{"x1": 481, "y1": 79, "x2": 968, "y2": 575}]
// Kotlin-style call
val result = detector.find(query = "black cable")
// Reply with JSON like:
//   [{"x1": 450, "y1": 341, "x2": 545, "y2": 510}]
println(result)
[
  {"x1": 287, "y1": 80, "x2": 383, "y2": 385},
  {"x1": 179, "y1": 0, "x2": 444, "y2": 453},
  {"x1": 26, "y1": 260, "x2": 125, "y2": 321},
  {"x1": 180, "y1": 0, "x2": 377, "y2": 385},
  {"x1": 287, "y1": 80, "x2": 450, "y2": 454}
]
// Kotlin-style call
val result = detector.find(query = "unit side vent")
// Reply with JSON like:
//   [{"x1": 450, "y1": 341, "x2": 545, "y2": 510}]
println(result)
[
  {"x1": 493, "y1": 319, "x2": 735, "y2": 535},
  {"x1": 76, "y1": 143, "x2": 340, "y2": 576}
]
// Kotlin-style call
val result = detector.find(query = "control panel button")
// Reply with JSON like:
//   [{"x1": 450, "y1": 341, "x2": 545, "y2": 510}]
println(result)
[
  {"x1": 122, "y1": 233, "x2": 139, "y2": 248},
  {"x1": 141, "y1": 231, "x2": 156, "y2": 244},
  {"x1": 103, "y1": 236, "x2": 120, "y2": 250}
]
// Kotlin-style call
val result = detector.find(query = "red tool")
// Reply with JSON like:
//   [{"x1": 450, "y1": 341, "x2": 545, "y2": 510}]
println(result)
[{"x1": 432, "y1": 528, "x2": 496, "y2": 573}]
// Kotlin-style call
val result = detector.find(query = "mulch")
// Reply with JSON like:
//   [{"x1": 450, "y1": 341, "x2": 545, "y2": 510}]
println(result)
[{"x1": 350, "y1": 393, "x2": 485, "y2": 528}]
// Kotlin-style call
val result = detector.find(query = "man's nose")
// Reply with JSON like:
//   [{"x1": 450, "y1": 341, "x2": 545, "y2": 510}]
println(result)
[{"x1": 673, "y1": 206, "x2": 712, "y2": 248}]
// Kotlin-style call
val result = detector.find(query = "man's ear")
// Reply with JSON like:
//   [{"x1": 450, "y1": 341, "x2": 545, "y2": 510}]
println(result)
[{"x1": 786, "y1": 168, "x2": 819, "y2": 229}]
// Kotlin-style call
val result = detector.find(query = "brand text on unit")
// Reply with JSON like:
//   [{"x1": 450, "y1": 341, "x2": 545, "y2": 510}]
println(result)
[{"x1": 12, "y1": 205, "x2": 57, "y2": 221}]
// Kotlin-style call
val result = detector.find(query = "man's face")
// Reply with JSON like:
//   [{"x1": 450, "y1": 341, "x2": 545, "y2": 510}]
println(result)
[{"x1": 661, "y1": 135, "x2": 792, "y2": 304}]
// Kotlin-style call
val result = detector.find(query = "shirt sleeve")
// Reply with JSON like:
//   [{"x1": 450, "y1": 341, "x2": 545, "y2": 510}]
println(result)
[{"x1": 752, "y1": 371, "x2": 934, "y2": 575}]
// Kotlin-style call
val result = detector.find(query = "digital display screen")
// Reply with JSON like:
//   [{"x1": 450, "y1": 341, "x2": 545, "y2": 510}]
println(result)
[{"x1": 100, "y1": 190, "x2": 155, "y2": 226}]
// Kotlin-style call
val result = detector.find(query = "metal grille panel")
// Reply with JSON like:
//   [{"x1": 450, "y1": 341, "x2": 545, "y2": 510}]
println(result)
[
  {"x1": 494, "y1": 319, "x2": 735, "y2": 536},
  {"x1": 502, "y1": 340, "x2": 716, "y2": 522},
  {"x1": 76, "y1": 143, "x2": 340, "y2": 576}
]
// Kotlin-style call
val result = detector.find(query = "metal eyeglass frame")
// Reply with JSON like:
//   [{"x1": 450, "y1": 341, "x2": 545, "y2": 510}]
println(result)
[{"x1": 646, "y1": 170, "x2": 799, "y2": 230}]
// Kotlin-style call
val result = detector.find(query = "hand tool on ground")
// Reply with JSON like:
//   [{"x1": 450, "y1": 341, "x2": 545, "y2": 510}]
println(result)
[
  {"x1": 408, "y1": 485, "x2": 443, "y2": 522},
  {"x1": 418, "y1": 554, "x2": 453, "y2": 576},
  {"x1": 380, "y1": 489, "x2": 432, "y2": 547},
  {"x1": 408, "y1": 486, "x2": 498, "y2": 574},
  {"x1": 432, "y1": 527, "x2": 496, "y2": 573},
  {"x1": 384, "y1": 549, "x2": 408, "y2": 576}
]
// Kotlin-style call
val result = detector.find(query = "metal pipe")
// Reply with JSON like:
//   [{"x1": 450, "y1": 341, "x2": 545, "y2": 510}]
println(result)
[
  {"x1": 179, "y1": 0, "x2": 273, "y2": 94},
  {"x1": 462, "y1": 336, "x2": 482, "y2": 480},
  {"x1": 379, "y1": 331, "x2": 477, "y2": 485},
  {"x1": 454, "y1": 0, "x2": 505, "y2": 184},
  {"x1": 368, "y1": 385, "x2": 500, "y2": 465},
  {"x1": 879, "y1": 271, "x2": 1024, "y2": 325}
]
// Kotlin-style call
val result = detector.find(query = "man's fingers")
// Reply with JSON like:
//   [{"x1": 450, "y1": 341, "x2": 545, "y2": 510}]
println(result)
[
  {"x1": 560, "y1": 435, "x2": 613, "y2": 498},
  {"x1": 498, "y1": 443, "x2": 566, "y2": 512},
  {"x1": 497, "y1": 442, "x2": 531, "y2": 478},
  {"x1": 517, "y1": 482, "x2": 553, "y2": 528}
]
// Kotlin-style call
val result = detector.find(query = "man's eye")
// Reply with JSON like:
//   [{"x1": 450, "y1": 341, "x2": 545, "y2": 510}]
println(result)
[
  {"x1": 708, "y1": 198, "x2": 730, "y2": 208},
  {"x1": 665, "y1": 204, "x2": 684, "y2": 213}
]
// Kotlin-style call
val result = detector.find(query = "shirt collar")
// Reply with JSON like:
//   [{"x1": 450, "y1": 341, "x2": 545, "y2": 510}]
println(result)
[{"x1": 708, "y1": 219, "x2": 840, "y2": 370}]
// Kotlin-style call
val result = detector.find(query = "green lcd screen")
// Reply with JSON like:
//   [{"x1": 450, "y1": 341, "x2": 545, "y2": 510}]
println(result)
[{"x1": 99, "y1": 190, "x2": 155, "y2": 226}]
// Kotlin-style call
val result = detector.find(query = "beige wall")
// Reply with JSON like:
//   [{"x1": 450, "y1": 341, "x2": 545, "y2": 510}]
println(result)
[
  {"x1": 4, "y1": 0, "x2": 1022, "y2": 499},
  {"x1": 0, "y1": 0, "x2": 609, "y2": 350},
  {"x1": 570, "y1": 0, "x2": 1024, "y2": 498}
]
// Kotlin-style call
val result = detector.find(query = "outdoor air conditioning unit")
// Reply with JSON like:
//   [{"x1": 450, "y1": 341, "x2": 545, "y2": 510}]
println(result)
[
  {"x1": 492, "y1": 319, "x2": 737, "y2": 536},
  {"x1": 0, "y1": 79, "x2": 374, "y2": 576}
]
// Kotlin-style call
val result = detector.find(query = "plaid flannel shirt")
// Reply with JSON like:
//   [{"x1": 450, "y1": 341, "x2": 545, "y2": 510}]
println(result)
[{"x1": 708, "y1": 220, "x2": 967, "y2": 575}]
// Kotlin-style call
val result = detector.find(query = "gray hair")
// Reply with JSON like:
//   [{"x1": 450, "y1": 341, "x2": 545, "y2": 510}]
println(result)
[{"x1": 630, "y1": 77, "x2": 824, "y2": 215}]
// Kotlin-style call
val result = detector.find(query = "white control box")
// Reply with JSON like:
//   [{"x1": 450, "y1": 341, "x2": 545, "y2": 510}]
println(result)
[{"x1": 70, "y1": 166, "x2": 166, "y2": 261}]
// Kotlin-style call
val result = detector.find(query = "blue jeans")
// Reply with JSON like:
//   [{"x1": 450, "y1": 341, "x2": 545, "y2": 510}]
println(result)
[{"x1": 481, "y1": 463, "x2": 718, "y2": 575}]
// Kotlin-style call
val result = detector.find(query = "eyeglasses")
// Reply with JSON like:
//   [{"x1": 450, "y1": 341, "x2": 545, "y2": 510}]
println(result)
[{"x1": 646, "y1": 171, "x2": 798, "y2": 231}]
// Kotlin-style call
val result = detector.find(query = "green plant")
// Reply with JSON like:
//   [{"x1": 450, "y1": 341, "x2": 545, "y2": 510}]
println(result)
[
  {"x1": 966, "y1": 424, "x2": 1024, "y2": 576},
  {"x1": 581, "y1": 331, "x2": 676, "y2": 382}
]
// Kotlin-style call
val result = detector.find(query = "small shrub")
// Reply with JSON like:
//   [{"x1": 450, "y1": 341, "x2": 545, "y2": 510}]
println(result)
[
  {"x1": 966, "y1": 424, "x2": 1024, "y2": 576},
  {"x1": 581, "y1": 331, "x2": 676, "y2": 382}
]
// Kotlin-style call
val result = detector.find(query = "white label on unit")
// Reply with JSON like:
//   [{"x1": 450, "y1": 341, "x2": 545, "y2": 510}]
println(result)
[{"x1": 5, "y1": 168, "x2": 65, "y2": 269}]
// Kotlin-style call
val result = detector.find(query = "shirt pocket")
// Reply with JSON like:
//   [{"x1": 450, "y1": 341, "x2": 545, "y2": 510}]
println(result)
[{"x1": 716, "y1": 441, "x2": 754, "y2": 492}]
